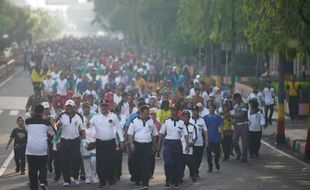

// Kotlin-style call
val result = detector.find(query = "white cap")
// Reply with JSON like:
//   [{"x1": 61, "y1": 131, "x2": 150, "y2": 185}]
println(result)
[
  {"x1": 65, "y1": 100, "x2": 76, "y2": 107},
  {"x1": 196, "y1": 102, "x2": 203, "y2": 107},
  {"x1": 41, "y1": 102, "x2": 50, "y2": 109}
]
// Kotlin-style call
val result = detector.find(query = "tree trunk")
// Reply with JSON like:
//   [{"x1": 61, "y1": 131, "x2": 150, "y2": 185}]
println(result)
[
  {"x1": 277, "y1": 51, "x2": 286, "y2": 144},
  {"x1": 305, "y1": 80, "x2": 310, "y2": 160}
]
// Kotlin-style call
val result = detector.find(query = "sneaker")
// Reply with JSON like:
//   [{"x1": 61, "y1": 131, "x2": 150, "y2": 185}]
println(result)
[
  {"x1": 63, "y1": 182, "x2": 70, "y2": 187},
  {"x1": 172, "y1": 184, "x2": 180, "y2": 189},
  {"x1": 74, "y1": 179, "x2": 80, "y2": 185},
  {"x1": 143, "y1": 186, "x2": 148, "y2": 190},
  {"x1": 40, "y1": 183, "x2": 48, "y2": 190},
  {"x1": 92, "y1": 177, "x2": 99, "y2": 184},
  {"x1": 85, "y1": 178, "x2": 91, "y2": 184}
]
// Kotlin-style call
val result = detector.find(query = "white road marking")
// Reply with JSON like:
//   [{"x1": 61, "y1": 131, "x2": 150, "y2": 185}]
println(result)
[
  {"x1": 0, "y1": 96, "x2": 28, "y2": 110},
  {"x1": 261, "y1": 140, "x2": 310, "y2": 168},
  {"x1": 0, "y1": 150, "x2": 14, "y2": 176},
  {"x1": 0, "y1": 67, "x2": 22, "y2": 87},
  {"x1": 0, "y1": 110, "x2": 3, "y2": 115},
  {"x1": 9, "y1": 110, "x2": 19, "y2": 116}
]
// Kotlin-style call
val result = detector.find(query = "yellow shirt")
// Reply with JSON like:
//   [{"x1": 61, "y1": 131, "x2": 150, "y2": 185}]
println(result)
[
  {"x1": 286, "y1": 82, "x2": 299, "y2": 96},
  {"x1": 222, "y1": 115, "x2": 234, "y2": 131},
  {"x1": 31, "y1": 69, "x2": 44, "y2": 82},
  {"x1": 156, "y1": 109, "x2": 171, "y2": 123}
]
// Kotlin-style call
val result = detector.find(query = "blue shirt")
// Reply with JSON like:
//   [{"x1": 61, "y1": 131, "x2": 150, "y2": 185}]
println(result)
[
  {"x1": 124, "y1": 111, "x2": 139, "y2": 130},
  {"x1": 203, "y1": 114, "x2": 223, "y2": 143}
]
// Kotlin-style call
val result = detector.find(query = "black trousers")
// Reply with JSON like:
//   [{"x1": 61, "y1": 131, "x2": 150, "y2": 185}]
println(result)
[
  {"x1": 206, "y1": 143, "x2": 220, "y2": 169},
  {"x1": 249, "y1": 131, "x2": 262, "y2": 156},
  {"x1": 52, "y1": 150, "x2": 61, "y2": 179},
  {"x1": 264, "y1": 104, "x2": 274, "y2": 124},
  {"x1": 150, "y1": 152, "x2": 156, "y2": 177},
  {"x1": 27, "y1": 155, "x2": 48, "y2": 190},
  {"x1": 180, "y1": 154, "x2": 196, "y2": 178},
  {"x1": 60, "y1": 138, "x2": 81, "y2": 183},
  {"x1": 163, "y1": 140, "x2": 182, "y2": 185},
  {"x1": 193, "y1": 146, "x2": 204, "y2": 176},
  {"x1": 133, "y1": 142, "x2": 153, "y2": 187},
  {"x1": 47, "y1": 138, "x2": 53, "y2": 172},
  {"x1": 288, "y1": 96, "x2": 299, "y2": 121},
  {"x1": 96, "y1": 139, "x2": 116, "y2": 184},
  {"x1": 222, "y1": 135, "x2": 233, "y2": 159},
  {"x1": 115, "y1": 149, "x2": 123, "y2": 179},
  {"x1": 128, "y1": 148, "x2": 136, "y2": 181},
  {"x1": 14, "y1": 146, "x2": 26, "y2": 171}
]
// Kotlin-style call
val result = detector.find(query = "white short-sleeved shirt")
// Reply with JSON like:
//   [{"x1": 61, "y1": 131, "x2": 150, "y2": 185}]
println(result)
[
  {"x1": 58, "y1": 113, "x2": 85, "y2": 139},
  {"x1": 56, "y1": 78, "x2": 67, "y2": 96},
  {"x1": 181, "y1": 123, "x2": 197, "y2": 155},
  {"x1": 190, "y1": 117, "x2": 207, "y2": 146},
  {"x1": 263, "y1": 87, "x2": 275, "y2": 105},
  {"x1": 248, "y1": 111, "x2": 265, "y2": 132},
  {"x1": 127, "y1": 117, "x2": 158, "y2": 143},
  {"x1": 90, "y1": 112, "x2": 124, "y2": 142},
  {"x1": 25, "y1": 117, "x2": 55, "y2": 156},
  {"x1": 159, "y1": 118, "x2": 188, "y2": 140}
]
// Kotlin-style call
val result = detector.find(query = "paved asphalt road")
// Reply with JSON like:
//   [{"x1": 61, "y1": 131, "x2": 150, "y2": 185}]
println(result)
[{"x1": 0, "y1": 68, "x2": 309, "y2": 190}]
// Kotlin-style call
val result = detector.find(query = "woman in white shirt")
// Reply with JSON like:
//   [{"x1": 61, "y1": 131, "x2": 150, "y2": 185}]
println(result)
[{"x1": 248, "y1": 100, "x2": 265, "y2": 158}]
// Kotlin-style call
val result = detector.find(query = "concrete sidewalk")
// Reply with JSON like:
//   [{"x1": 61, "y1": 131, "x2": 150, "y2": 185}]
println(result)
[{"x1": 263, "y1": 111, "x2": 308, "y2": 156}]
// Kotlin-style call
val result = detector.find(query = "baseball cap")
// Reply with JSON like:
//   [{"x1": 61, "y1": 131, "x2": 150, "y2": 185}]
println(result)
[
  {"x1": 192, "y1": 105, "x2": 199, "y2": 111},
  {"x1": 41, "y1": 102, "x2": 50, "y2": 109},
  {"x1": 65, "y1": 100, "x2": 76, "y2": 107}
]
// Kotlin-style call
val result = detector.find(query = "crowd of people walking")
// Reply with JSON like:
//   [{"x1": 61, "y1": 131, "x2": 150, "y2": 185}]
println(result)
[{"x1": 6, "y1": 37, "x2": 278, "y2": 190}]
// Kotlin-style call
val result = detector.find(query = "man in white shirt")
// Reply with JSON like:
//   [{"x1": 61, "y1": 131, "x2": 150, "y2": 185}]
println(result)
[
  {"x1": 190, "y1": 105, "x2": 207, "y2": 178},
  {"x1": 26, "y1": 104, "x2": 55, "y2": 190},
  {"x1": 90, "y1": 99, "x2": 124, "y2": 188},
  {"x1": 263, "y1": 79, "x2": 276, "y2": 125},
  {"x1": 128, "y1": 105, "x2": 158, "y2": 190},
  {"x1": 157, "y1": 105, "x2": 190, "y2": 189},
  {"x1": 56, "y1": 100, "x2": 85, "y2": 187},
  {"x1": 180, "y1": 110, "x2": 197, "y2": 183}
]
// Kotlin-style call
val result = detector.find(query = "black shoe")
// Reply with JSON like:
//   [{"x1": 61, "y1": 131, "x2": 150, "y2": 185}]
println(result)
[
  {"x1": 241, "y1": 158, "x2": 247, "y2": 162},
  {"x1": 255, "y1": 154, "x2": 259, "y2": 158},
  {"x1": 196, "y1": 173, "x2": 200, "y2": 178},
  {"x1": 80, "y1": 175, "x2": 86, "y2": 181},
  {"x1": 215, "y1": 163, "x2": 220, "y2": 170},
  {"x1": 191, "y1": 177, "x2": 197, "y2": 182},
  {"x1": 20, "y1": 168, "x2": 25, "y2": 175},
  {"x1": 134, "y1": 181, "x2": 141, "y2": 187},
  {"x1": 48, "y1": 165, "x2": 53, "y2": 173},
  {"x1": 98, "y1": 181, "x2": 106, "y2": 188},
  {"x1": 207, "y1": 168, "x2": 213, "y2": 173},
  {"x1": 108, "y1": 179, "x2": 115, "y2": 185},
  {"x1": 236, "y1": 154, "x2": 241, "y2": 160},
  {"x1": 54, "y1": 176, "x2": 60, "y2": 181},
  {"x1": 250, "y1": 155, "x2": 254, "y2": 159}
]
